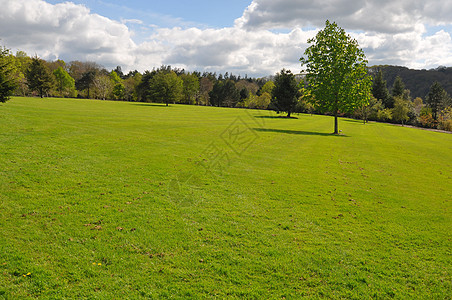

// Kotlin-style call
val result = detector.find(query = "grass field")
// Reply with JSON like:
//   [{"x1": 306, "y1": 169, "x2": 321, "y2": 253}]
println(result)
[{"x1": 1, "y1": 97, "x2": 451, "y2": 299}]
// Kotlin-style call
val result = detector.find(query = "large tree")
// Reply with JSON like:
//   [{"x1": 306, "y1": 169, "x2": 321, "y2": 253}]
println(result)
[
  {"x1": 0, "y1": 47, "x2": 17, "y2": 103},
  {"x1": 26, "y1": 57, "x2": 54, "y2": 98},
  {"x1": 426, "y1": 81, "x2": 450, "y2": 120},
  {"x1": 270, "y1": 69, "x2": 299, "y2": 117},
  {"x1": 300, "y1": 20, "x2": 373, "y2": 134},
  {"x1": 149, "y1": 71, "x2": 183, "y2": 106}
]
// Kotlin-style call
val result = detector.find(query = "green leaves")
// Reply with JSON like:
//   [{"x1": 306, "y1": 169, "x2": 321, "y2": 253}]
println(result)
[
  {"x1": 149, "y1": 71, "x2": 183, "y2": 105},
  {"x1": 53, "y1": 67, "x2": 75, "y2": 97}
]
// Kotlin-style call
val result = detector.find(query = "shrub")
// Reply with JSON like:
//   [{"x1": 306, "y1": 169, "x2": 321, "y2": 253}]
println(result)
[
  {"x1": 438, "y1": 106, "x2": 452, "y2": 131},
  {"x1": 377, "y1": 108, "x2": 392, "y2": 122}
]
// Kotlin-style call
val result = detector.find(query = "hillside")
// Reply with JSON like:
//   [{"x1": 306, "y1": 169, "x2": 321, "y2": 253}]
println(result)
[
  {"x1": 1, "y1": 97, "x2": 451, "y2": 298},
  {"x1": 369, "y1": 65, "x2": 452, "y2": 99}
]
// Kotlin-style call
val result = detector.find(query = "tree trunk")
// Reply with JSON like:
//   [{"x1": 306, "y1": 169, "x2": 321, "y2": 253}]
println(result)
[
  {"x1": 334, "y1": 111, "x2": 339, "y2": 134},
  {"x1": 333, "y1": 94, "x2": 339, "y2": 134},
  {"x1": 287, "y1": 111, "x2": 291, "y2": 118}
]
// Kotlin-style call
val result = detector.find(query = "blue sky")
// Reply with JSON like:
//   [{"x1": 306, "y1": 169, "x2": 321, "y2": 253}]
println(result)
[
  {"x1": 1, "y1": 0, "x2": 452, "y2": 76},
  {"x1": 46, "y1": 0, "x2": 249, "y2": 28}
]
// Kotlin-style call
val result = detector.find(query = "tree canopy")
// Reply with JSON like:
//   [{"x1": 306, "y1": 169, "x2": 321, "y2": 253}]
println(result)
[
  {"x1": 300, "y1": 20, "x2": 373, "y2": 134},
  {"x1": 149, "y1": 71, "x2": 183, "y2": 106}
]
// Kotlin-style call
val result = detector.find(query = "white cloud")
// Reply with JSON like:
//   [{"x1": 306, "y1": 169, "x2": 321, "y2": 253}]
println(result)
[
  {"x1": 121, "y1": 18, "x2": 144, "y2": 25},
  {"x1": 235, "y1": 0, "x2": 452, "y2": 33},
  {"x1": 151, "y1": 27, "x2": 316, "y2": 75},
  {"x1": 0, "y1": 0, "x2": 451, "y2": 76},
  {"x1": 0, "y1": 0, "x2": 136, "y2": 66}
]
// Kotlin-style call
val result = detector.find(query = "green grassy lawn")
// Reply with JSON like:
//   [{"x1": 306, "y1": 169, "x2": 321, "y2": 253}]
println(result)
[{"x1": 1, "y1": 97, "x2": 451, "y2": 299}]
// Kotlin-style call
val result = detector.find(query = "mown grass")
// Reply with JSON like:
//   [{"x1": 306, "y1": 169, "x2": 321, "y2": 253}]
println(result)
[{"x1": 0, "y1": 97, "x2": 451, "y2": 299}]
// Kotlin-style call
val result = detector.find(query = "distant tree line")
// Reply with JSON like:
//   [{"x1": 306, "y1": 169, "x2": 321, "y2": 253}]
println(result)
[
  {"x1": 1, "y1": 43, "x2": 451, "y2": 132},
  {"x1": 356, "y1": 70, "x2": 452, "y2": 131}
]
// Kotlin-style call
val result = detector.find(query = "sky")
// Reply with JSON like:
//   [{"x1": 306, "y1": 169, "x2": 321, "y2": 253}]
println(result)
[{"x1": 1, "y1": 0, "x2": 452, "y2": 77}]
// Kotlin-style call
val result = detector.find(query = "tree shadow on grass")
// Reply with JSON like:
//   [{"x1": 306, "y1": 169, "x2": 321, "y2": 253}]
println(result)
[
  {"x1": 343, "y1": 119, "x2": 365, "y2": 123},
  {"x1": 254, "y1": 128, "x2": 349, "y2": 137},
  {"x1": 254, "y1": 115, "x2": 299, "y2": 119},
  {"x1": 130, "y1": 103, "x2": 170, "y2": 107}
]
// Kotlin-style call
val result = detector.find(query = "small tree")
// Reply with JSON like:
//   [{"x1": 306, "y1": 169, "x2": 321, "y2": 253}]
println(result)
[
  {"x1": 53, "y1": 66, "x2": 75, "y2": 97},
  {"x1": 93, "y1": 74, "x2": 113, "y2": 100},
  {"x1": 392, "y1": 96, "x2": 411, "y2": 125},
  {"x1": 301, "y1": 21, "x2": 372, "y2": 134},
  {"x1": 110, "y1": 71, "x2": 125, "y2": 100},
  {"x1": 270, "y1": 69, "x2": 298, "y2": 117},
  {"x1": 438, "y1": 107, "x2": 452, "y2": 131},
  {"x1": 26, "y1": 57, "x2": 54, "y2": 98},
  {"x1": 354, "y1": 96, "x2": 381, "y2": 123},
  {"x1": 0, "y1": 47, "x2": 17, "y2": 103},
  {"x1": 426, "y1": 81, "x2": 449, "y2": 120}
]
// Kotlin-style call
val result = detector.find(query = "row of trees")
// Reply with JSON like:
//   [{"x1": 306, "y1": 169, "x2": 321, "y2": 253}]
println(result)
[
  {"x1": 0, "y1": 48, "x2": 273, "y2": 106},
  {"x1": 1, "y1": 20, "x2": 451, "y2": 133}
]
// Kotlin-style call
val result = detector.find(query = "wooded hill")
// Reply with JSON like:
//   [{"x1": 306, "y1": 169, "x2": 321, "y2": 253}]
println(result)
[{"x1": 369, "y1": 65, "x2": 452, "y2": 99}]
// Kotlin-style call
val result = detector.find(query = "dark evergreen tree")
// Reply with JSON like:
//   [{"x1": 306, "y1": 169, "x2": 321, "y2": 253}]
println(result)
[
  {"x1": 209, "y1": 81, "x2": 224, "y2": 107},
  {"x1": 26, "y1": 57, "x2": 54, "y2": 98},
  {"x1": 113, "y1": 66, "x2": 124, "y2": 79},
  {"x1": 222, "y1": 80, "x2": 240, "y2": 107},
  {"x1": 372, "y1": 70, "x2": 390, "y2": 108},
  {"x1": 270, "y1": 69, "x2": 299, "y2": 118},
  {"x1": 392, "y1": 76, "x2": 405, "y2": 98},
  {"x1": 208, "y1": 80, "x2": 239, "y2": 107},
  {"x1": 76, "y1": 70, "x2": 97, "y2": 99},
  {"x1": 137, "y1": 70, "x2": 156, "y2": 102},
  {"x1": 426, "y1": 81, "x2": 450, "y2": 120},
  {"x1": 240, "y1": 88, "x2": 248, "y2": 101}
]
